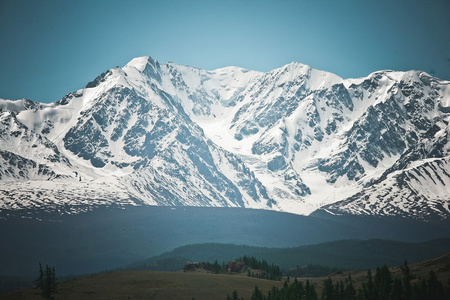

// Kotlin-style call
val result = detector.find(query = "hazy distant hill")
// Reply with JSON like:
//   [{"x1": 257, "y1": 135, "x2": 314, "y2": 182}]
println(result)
[
  {"x1": 1, "y1": 206, "x2": 449, "y2": 277},
  {"x1": 124, "y1": 239, "x2": 450, "y2": 272}
]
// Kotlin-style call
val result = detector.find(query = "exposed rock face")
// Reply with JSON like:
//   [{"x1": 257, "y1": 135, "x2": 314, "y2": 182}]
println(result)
[
  {"x1": 224, "y1": 261, "x2": 247, "y2": 273},
  {"x1": 181, "y1": 262, "x2": 216, "y2": 272}
]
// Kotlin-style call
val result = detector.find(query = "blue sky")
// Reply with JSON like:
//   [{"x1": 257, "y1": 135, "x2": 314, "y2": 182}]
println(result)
[{"x1": 1, "y1": 0, "x2": 449, "y2": 103}]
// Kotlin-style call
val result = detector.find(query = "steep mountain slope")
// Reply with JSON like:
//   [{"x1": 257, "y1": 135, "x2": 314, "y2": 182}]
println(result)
[{"x1": 0, "y1": 56, "x2": 449, "y2": 219}]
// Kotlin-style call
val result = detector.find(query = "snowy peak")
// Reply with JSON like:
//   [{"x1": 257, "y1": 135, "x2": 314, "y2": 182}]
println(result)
[
  {"x1": 124, "y1": 56, "x2": 157, "y2": 72},
  {"x1": 0, "y1": 98, "x2": 40, "y2": 114},
  {"x1": 0, "y1": 57, "x2": 449, "y2": 220}
]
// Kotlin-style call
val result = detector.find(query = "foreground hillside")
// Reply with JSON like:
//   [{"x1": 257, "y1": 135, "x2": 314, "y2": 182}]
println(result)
[
  {"x1": 2, "y1": 252, "x2": 449, "y2": 300},
  {"x1": 1, "y1": 271, "x2": 285, "y2": 300}
]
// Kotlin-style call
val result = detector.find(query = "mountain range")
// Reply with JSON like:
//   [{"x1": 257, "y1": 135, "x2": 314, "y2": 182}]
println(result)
[{"x1": 1, "y1": 56, "x2": 449, "y2": 220}]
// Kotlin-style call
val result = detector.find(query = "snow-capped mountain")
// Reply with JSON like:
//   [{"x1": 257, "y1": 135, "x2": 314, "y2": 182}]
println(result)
[{"x1": 1, "y1": 56, "x2": 449, "y2": 219}]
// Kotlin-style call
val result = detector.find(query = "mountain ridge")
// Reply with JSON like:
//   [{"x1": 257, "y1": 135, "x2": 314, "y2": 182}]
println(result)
[{"x1": 0, "y1": 56, "x2": 449, "y2": 219}]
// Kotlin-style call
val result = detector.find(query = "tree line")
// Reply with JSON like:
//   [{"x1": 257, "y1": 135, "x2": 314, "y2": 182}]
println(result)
[
  {"x1": 227, "y1": 278, "x2": 318, "y2": 300},
  {"x1": 182, "y1": 256, "x2": 283, "y2": 281},
  {"x1": 237, "y1": 256, "x2": 283, "y2": 281},
  {"x1": 285, "y1": 264, "x2": 343, "y2": 278},
  {"x1": 348, "y1": 261, "x2": 449, "y2": 300},
  {"x1": 225, "y1": 260, "x2": 449, "y2": 300}
]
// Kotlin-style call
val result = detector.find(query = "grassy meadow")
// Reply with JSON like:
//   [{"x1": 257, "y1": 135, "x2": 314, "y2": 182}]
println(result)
[{"x1": 1, "y1": 252, "x2": 449, "y2": 300}]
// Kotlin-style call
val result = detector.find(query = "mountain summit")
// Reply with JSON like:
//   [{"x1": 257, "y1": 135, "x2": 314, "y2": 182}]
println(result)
[{"x1": 1, "y1": 56, "x2": 449, "y2": 220}]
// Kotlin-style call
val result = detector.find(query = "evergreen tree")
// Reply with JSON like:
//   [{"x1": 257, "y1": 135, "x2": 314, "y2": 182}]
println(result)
[
  {"x1": 232, "y1": 290, "x2": 239, "y2": 300},
  {"x1": 321, "y1": 277, "x2": 334, "y2": 300},
  {"x1": 297, "y1": 279, "x2": 305, "y2": 299},
  {"x1": 391, "y1": 277, "x2": 403, "y2": 300},
  {"x1": 426, "y1": 270, "x2": 445, "y2": 300},
  {"x1": 34, "y1": 263, "x2": 57, "y2": 300},
  {"x1": 401, "y1": 260, "x2": 412, "y2": 300},
  {"x1": 363, "y1": 269, "x2": 375, "y2": 300},
  {"x1": 412, "y1": 279, "x2": 428, "y2": 300},
  {"x1": 251, "y1": 285, "x2": 263, "y2": 300},
  {"x1": 213, "y1": 260, "x2": 221, "y2": 274},
  {"x1": 34, "y1": 263, "x2": 44, "y2": 295},
  {"x1": 374, "y1": 265, "x2": 391, "y2": 300},
  {"x1": 305, "y1": 280, "x2": 318, "y2": 300},
  {"x1": 344, "y1": 274, "x2": 356, "y2": 300},
  {"x1": 336, "y1": 280, "x2": 345, "y2": 299}
]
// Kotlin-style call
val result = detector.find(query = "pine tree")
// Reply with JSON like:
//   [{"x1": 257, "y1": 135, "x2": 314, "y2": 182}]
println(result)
[
  {"x1": 34, "y1": 263, "x2": 44, "y2": 296},
  {"x1": 391, "y1": 277, "x2": 403, "y2": 300},
  {"x1": 344, "y1": 274, "x2": 356, "y2": 300},
  {"x1": 401, "y1": 260, "x2": 412, "y2": 300},
  {"x1": 374, "y1": 265, "x2": 391, "y2": 300},
  {"x1": 363, "y1": 269, "x2": 375, "y2": 300},
  {"x1": 251, "y1": 285, "x2": 263, "y2": 300},
  {"x1": 296, "y1": 279, "x2": 305, "y2": 299},
  {"x1": 321, "y1": 277, "x2": 334, "y2": 300},
  {"x1": 34, "y1": 263, "x2": 57, "y2": 300},
  {"x1": 213, "y1": 260, "x2": 221, "y2": 274},
  {"x1": 305, "y1": 280, "x2": 318, "y2": 300},
  {"x1": 232, "y1": 290, "x2": 239, "y2": 300},
  {"x1": 426, "y1": 270, "x2": 445, "y2": 300},
  {"x1": 412, "y1": 279, "x2": 428, "y2": 300}
]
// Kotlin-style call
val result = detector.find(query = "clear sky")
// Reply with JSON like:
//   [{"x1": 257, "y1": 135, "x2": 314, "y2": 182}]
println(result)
[{"x1": 1, "y1": 0, "x2": 449, "y2": 103}]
